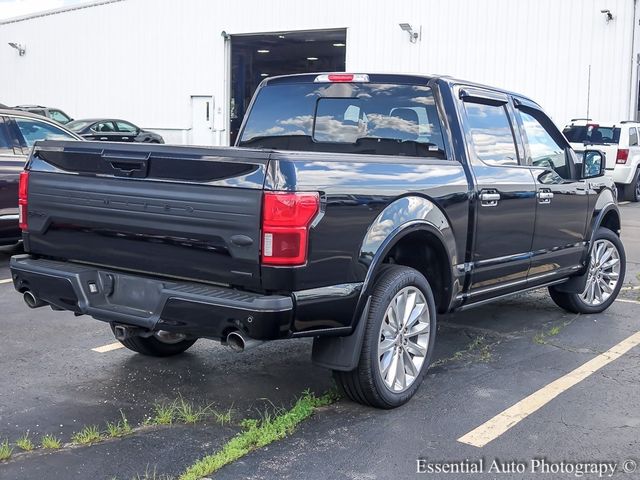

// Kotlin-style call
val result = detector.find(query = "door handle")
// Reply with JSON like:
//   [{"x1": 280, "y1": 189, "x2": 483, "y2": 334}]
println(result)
[
  {"x1": 100, "y1": 137, "x2": 108, "y2": 140},
  {"x1": 479, "y1": 191, "x2": 500, "y2": 207},
  {"x1": 537, "y1": 190, "x2": 554, "y2": 204}
]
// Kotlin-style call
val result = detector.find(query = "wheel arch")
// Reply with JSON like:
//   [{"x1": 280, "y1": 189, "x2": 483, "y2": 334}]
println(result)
[{"x1": 312, "y1": 196, "x2": 459, "y2": 372}]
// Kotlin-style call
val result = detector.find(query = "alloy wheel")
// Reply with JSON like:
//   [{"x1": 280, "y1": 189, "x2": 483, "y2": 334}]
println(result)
[
  {"x1": 580, "y1": 239, "x2": 621, "y2": 306},
  {"x1": 377, "y1": 286, "x2": 431, "y2": 393}
]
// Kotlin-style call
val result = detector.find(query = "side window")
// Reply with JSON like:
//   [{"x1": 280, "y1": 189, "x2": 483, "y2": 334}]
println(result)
[
  {"x1": 115, "y1": 121, "x2": 138, "y2": 133},
  {"x1": 517, "y1": 109, "x2": 569, "y2": 178},
  {"x1": 0, "y1": 117, "x2": 14, "y2": 154},
  {"x1": 94, "y1": 121, "x2": 116, "y2": 132},
  {"x1": 49, "y1": 110, "x2": 71, "y2": 124},
  {"x1": 629, "y1": 127, "x2": 638, "y2": 147},
  {"x1": 14, "y1": 118, "x2": 76, "y2": 147},
  {"x1": 464, "y1": 102, "x2": 518, "y2": 166}
]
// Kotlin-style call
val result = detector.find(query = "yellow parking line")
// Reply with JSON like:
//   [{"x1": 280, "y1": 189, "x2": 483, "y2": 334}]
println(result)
[
  {"x1": 0, "y1": 278, "x2": 12, "y2": 285},
  {"x1": 458, "y1": 330, "x2": 640, "y2": 448},
  {"x1": 91, "y1": 342, "x2": 125, "y2": 353}
]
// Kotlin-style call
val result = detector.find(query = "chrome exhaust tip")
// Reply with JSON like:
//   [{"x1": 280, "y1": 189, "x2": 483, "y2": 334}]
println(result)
[
  {"x1": 23, "y1": 290, "x2": 46, "y2": 309},
  {"x1": 226, "y1": 331, "x2": 263, "y2": 352}
]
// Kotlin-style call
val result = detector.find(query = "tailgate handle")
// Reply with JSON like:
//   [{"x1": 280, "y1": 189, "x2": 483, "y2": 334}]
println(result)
[{"x1": 110, "y1": 160, "x2": 145, "y2": 172}]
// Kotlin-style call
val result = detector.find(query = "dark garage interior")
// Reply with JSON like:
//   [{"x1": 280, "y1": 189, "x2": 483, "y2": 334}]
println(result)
[{"x1": 230, "y1": 29, "x2": 347, "y2": 143}]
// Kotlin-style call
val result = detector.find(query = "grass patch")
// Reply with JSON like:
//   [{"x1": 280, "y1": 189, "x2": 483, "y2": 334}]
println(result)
[
  {"x1": 15, "y1": 432, "x2": 34, "y2": 451},
  {"x1": 212, "y1": 407, "x2": 234, "y2": 426},
  {"x1": 179, "y1": 390, "x2": 336, "y2": 480},
  {"x1": 41, "y1": 434, "x2": 62, "y2": 450},
  {"x1": 534, "y1": 322, "x2": 568, "y2": 345},
  {"x1": 0, "y1": 439, "x2": 12, "y2": 462},
  {"x1": 148, "y1": 401, "x2": 177, "y2": 426},
  {"x1": 132, "y1": 466, "x2": 175, "y2": 480},
  {"x1": 175, "y1": 397, "x2": 210, "y2": 424},
  {"x1": 432, "y1": 334, "x2": 493, "y2": 366},
  {"x1": 106, "y1": 411, "x2": 133, "y2": 438},
  {"x1": 71, "y1": 425, "x2": 102, "y2": 445}
]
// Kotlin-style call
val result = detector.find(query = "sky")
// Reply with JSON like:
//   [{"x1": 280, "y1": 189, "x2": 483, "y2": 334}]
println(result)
[{"x1": 0, "y1": 0, "x2": 87, "y2": 20}]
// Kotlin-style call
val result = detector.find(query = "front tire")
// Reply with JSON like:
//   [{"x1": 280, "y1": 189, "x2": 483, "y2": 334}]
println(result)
[
  {"x1": 333, "y1": 265, "x2": 436, "y2": 409},
  {"x1": 112, "y1": 327, "x2": 197, "y2": 357},
  {"x1": 549, "y1": 228, "x2": 625, "y2": 314}
]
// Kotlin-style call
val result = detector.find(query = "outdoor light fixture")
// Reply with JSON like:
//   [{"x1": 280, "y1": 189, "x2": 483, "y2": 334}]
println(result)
[
  {"x1": 257, "y1": 49, "x2": 270, "y2": 53},
  {"x1": 600, "y1": 9, "x2": 614, "y2": 22},
  {"x1": 307, "y1": 57, "x2": 318, "y2": 61},
  {"x1": 399, "y1": 23, "x2": 420, "y2": 43},
  {"x1": 333, "y1": 43, "x2": 346, "y2": 47},
  {"x1": 8, "y1": 42, "x2": 26, "y2": 56}
]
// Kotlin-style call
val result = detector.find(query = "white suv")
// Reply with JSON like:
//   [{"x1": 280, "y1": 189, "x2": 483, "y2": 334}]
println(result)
[{"x1": 563, "y1": 119, "x2": 640, "y2": 201}]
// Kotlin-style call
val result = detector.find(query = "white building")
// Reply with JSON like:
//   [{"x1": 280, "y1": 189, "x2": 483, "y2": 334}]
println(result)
[{"x1": 1, "y1": 0, "x2": 638, "y2": 145}]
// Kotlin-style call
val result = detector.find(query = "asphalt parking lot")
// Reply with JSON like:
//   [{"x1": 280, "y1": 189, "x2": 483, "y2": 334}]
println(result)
[{"x1": 1, "y1": 202, "x2": 639, "y2": 480}]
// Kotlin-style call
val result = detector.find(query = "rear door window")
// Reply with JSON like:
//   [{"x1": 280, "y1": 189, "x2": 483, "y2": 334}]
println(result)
[
  {"x1": 239, "y1": 83, "x2": 446, "y2": 158},
  {"x1": 464, "y1": 102, "x2": 519, "y2": 166},
  {"x1": 629, "y1": 127, "x2": 638, "y2": 146}
]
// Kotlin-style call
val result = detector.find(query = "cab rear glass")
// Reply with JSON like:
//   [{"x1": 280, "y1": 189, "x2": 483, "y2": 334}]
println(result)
[
  {"x1": 563, "y1": 125, "x2": 621, "y2": 145},
  {"x1": 238, "y1": 83, "x2": 446, "y2": 158}
]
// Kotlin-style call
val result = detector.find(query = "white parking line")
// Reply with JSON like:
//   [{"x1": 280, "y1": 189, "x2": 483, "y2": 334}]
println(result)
[
  {"x1": 91, "y1": 342, "x2": 125, "y2": 353},
  {"x1": 458, "y1": 330, "x2": 640, "y2": 448},
  {"x1": 615, "y1": 298, "x2": 640, "y2": 305},
  {"x1": 0, "y1": 278, "x2": 12, "y2": 285}
]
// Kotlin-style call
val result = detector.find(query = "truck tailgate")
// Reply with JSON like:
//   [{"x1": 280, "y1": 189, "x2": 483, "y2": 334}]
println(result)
[{"x1": 24, "y1": 141, "x2": 269, "y2": 289}]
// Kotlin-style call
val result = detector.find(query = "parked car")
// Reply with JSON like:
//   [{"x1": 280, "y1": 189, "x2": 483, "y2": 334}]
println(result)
[
  {"x1": 0, "y1": 109, "x2": 82, "y2": 246},
  {"x1": 66, "y1": 118, "x2": 164, "y2": 143},
  {"x1": 10, "y1": 73, "x2": 624, "y2": 408},
  {"x1": 563, "y1": 119, "x2": 640, "y2": 201},
  {"x1": 12, "y1": 105, "x2": 74, "y2": 125}
]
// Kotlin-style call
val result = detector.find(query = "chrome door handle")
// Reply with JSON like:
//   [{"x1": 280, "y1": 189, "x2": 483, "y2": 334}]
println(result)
[
  {"x1": 479, "y1": 191, "x2": 501, "y2": 206},
  {"x1": 537, "y1": 191, "x2": 554, "y2": 204}
]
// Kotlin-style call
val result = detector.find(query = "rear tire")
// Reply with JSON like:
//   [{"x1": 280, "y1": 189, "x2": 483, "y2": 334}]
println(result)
[
  {"x1": 549, "y1": 228, "x2": 625, "y2": 314},
  {"x1": 333, "y1": 265, "x2": 436, "y2": 409},
  {"x1": 111, "y1": 327, "x2": 197, "y2": 357},
  {"x1": 622, "y1": 168, "x2": 640, "y2": 202}
]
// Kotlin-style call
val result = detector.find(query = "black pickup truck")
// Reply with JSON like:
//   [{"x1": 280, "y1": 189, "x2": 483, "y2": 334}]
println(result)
[{"x1": 10, "y1": 73, "x2": 625, "y2": 408}]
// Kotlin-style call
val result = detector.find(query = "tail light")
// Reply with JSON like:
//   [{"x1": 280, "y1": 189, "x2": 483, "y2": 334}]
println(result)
[
  {"x1": 616, "y1": 149, "x2": 629, "y2": 164},
  {"x1": 18, "y1": 171, "x2": 29, "y2": 231},
  {"x1": 261, "y1": 192, "x2": 320, "y2": 266}
]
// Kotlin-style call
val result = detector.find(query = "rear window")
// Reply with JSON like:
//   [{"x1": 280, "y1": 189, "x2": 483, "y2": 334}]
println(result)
[
  {"x1": 238, "y1": 83, "x2": 446, "y2": 158},
  {"x1": 563, "y1": 125, "x2": 620, "y2": 145}
]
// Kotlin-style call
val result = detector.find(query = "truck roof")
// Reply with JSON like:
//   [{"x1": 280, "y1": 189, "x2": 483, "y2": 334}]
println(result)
[{"x1": 262, "y1": 72, "x2": 539, "y2": 106}]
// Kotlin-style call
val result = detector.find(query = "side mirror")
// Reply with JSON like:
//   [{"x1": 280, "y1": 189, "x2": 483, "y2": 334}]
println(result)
[{"x1": 581, "y1": 150, "x2": 606, "y2": 179}]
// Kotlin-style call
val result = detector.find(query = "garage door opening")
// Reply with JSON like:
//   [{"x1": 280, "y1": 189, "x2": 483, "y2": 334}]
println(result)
[{"x1": 229, "y1": 29, "x2": 346, "y2": 144}]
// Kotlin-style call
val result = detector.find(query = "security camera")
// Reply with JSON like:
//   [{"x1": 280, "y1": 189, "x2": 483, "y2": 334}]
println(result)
[
  {"x1": 399, "y1": 23, "x2": 420, "y2": 43},
  {"x1": 600, "y1": 9, "x2": 614, "y2": 22},
  {"x1": 8, "y1": 42, "x2": 26, "y2": 56}
]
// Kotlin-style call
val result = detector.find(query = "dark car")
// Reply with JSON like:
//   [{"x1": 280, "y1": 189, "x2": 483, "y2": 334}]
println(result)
[
  {"x1": 66, "y1": 118, "x2": 164, "y2": 143},
  {"x1": 12, "y1": 105, "x2": 74, "y2": 124},
  {"x1": 0, "y1": 109, "x2": 81, "y2": 246},
  {"x1": 10, "y1": 73, "x2": 624, "y2": 409}
]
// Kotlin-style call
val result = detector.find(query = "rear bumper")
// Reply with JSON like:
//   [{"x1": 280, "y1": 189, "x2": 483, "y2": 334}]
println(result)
[
  {"x1": 9, "y1": 255, "x2": 293, "y2": 340},
  {"x1": 612, "y1": 164, "x2": 636, "y2": 185},
  {"x1": 0, "y1": 214, "x2": 20, "y2": 246}
]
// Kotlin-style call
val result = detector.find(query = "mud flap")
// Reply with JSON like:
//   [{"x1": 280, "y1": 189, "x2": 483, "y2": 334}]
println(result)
[{"x1": 311, "y1": 297, "x2": 371, "y2": 371}]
